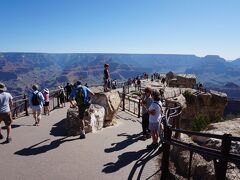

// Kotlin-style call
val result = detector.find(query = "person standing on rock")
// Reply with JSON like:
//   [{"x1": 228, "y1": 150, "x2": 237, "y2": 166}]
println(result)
[
  {"x1": 140, "y1": 87, "x2": 153, "y2": 140},
  {"x1": 29, "y1": 84, "x2": 45, "y2": 126},
  {"x1": 0, "y1": 83, "x2": 13, "y2": 143},
  {"x1": 103, "y1": 63, "x2": 110, "y2": 92},
  {"x1": 69, "y1": 81, "x2": 94, "y2": 139},
  {"x1": 144, "y1": 90, "x2": 163, "y2": 149}
]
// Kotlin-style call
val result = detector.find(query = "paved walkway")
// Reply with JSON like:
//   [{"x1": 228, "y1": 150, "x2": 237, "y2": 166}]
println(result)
[{"x1": 0, "y1": 104, "x2": 162, "y2": 180}]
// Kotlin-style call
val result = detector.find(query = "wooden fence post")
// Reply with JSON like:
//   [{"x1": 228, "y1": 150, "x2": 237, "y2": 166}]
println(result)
[
  {"x1": 138, "y1": 99, "x2": 141, "y2": 118},
  {"x1": 215, "y1": 133, "x2": 231, "y2": 180},
  {"x1": 122, "y1": 92, "x2": 125, "y2": 111},
  {"x1": 161, "y1": 115, "x2": 172, "y2": 180},
  {"x1": 24, "y1": 94, "x2": 29, "y2": 116}
]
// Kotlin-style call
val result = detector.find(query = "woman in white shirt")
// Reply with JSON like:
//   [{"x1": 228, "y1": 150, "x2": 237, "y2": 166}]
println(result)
[{"x1": 146, "y1": 90, "x2": 162, "y2": 149}]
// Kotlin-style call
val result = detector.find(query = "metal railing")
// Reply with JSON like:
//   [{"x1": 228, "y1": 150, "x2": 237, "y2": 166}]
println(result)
[
  {"x1": 161, "y1": 104, "x2": 240, "y2": 180},
  {"x1": 11, "y1": 89, "x2": 61, "y2": 119}
]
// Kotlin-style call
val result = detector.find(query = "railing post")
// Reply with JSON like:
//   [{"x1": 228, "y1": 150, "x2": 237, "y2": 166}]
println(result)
[
  {"x1": 57, "y1": 92, "x2": 60, "y2": 108},
  {"x1": 122, "y1": 89, "x2": 125, "y2": 112},
  {"x1": 161, "y1": 117, "x2": 172, "y2": 180},
  {"x1": 24, "y1": 94, "x2": 29, "y2": 116},
  {"x1": 215, "y1": 133, "x2": 231, "y2": 180},
  {"x1": 138, "y1": 99, "x2": 141, "y2": 118}
]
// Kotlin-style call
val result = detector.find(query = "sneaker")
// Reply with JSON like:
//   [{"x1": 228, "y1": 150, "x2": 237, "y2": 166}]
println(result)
[
  {"x1": 79, "y1": 133, "x2": 86, "y2": 139},
  {"x1": 0, "y1": 134, "x2": 3, "y2": 140},
  {"x1": 5, "y1": 137, "x2": 12, "y2": 143}
]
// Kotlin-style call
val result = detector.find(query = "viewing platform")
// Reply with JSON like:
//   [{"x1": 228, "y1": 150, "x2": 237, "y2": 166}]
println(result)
[{"x1": 0, "y1": 103, "x2": 161, "y2": 180}]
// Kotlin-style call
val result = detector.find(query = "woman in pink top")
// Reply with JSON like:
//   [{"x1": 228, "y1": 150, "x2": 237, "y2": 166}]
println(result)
[{"x1": 43, "y1": 88, "x2": 50, "y2": 115}]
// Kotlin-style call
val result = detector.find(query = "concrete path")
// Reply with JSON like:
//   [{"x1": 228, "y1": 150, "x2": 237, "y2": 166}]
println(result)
[{"x1": 0, "y1": 104, "x2": 162, "y2": 180}]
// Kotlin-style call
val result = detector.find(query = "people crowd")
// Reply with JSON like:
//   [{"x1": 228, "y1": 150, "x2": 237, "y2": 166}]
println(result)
[{"x1": 0, "y1": 67, "x2": 164, "y2": 149}]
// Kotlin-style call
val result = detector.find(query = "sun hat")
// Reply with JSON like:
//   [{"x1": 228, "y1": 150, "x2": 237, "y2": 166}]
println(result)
[
  {"x1": 44, "y1": 88, "x2": 49, "y2": 94},
  {"x1": 0, "y1": 82, "x2": 7, "y2": 91}
]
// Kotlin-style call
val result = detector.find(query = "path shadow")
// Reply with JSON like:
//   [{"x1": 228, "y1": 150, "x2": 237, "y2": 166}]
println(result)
[
  {"x1": 102, "y1": 148, "x2": 149, "y2": 173},
  {"x1": 2, "y1": 124, "x2": 21, "y2": 129},
  {"x1": 116, "y1": 115, "x2": 142, "y2": 124},
  {"x1": 128, "y1": 146, "x2": 162, "y2": 180},
  {"x1": 104, "y1": 132, "x2": 142, "y2": 153},
  {"x1": 50, "y1": 118, "x2": 67, "y2": 137},
  {"x1": 14, "y1": 137, "x2": 79, "y2": 156}
]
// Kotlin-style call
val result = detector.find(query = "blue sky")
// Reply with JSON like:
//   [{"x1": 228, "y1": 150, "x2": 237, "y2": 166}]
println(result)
[{"x1": 0, "y1": 0, "x2": 239, "y2": 60}]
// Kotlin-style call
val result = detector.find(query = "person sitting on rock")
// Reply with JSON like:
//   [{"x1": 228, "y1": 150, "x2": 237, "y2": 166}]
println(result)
[{"x1": 69, "y1": 81, "x2": 94, "y2": 139}]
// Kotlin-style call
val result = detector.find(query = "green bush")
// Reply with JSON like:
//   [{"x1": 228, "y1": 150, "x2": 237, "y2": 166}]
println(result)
[
  {"x1": 183, "y1": 90, "x2": 192, "y2": 103},
  {"x1": 192, "y1": 114, "x2": 210, "y2": 132}
]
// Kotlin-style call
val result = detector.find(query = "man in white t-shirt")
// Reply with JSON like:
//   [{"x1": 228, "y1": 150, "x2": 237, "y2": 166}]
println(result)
[{"x1": 0, "y1": 83, "x2": 13, "y2": 143}]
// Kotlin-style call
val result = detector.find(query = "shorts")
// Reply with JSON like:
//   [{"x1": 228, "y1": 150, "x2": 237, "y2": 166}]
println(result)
[
  {"x1": 0, "y1": 112, "x2": 13, "y2": 126},
  {"x1": 78, "y1": 104, "x2": 90, "y2": 119},
  {"x1": 44, "y1": 102, "x2": 49, "y2": 106},
  {"x1": 149, "y1": 122, "x2": 160, "y2": 132}
]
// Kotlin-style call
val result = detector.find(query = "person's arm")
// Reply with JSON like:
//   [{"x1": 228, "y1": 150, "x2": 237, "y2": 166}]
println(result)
[
  {"x1": 69, "y1": 90, "x2": 76, "y2": 107},
  {"x1": 86, "y1": 87, "x2": 95, "y2": 97},
  {"x1": 9, "y1": 95, "x2": 13, "y2": 109}
]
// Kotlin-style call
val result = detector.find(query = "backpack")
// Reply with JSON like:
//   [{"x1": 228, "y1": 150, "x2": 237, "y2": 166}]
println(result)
[
  {"x1": 32, "y1": 92, "x2": 40, "y2": 106},
  {"x1": 75, "y1": 87, "x2": 90, "y2": 106}
]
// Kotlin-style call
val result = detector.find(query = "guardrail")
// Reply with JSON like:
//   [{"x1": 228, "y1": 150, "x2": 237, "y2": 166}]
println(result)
[
  {"x1": 160, "y1": 104, "x2": 240, "y2": 180},
  {"x1": 11, "y1": 89, "x2": 61, "y2": 119}
]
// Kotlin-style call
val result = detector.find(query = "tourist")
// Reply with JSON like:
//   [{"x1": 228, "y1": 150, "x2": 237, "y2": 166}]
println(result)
[
  {"x1": 140, "y1": 87, "x2": 153, "y2": 140},
  {"x1": 58, "y1": 86, "x2": 66, "y2": 108},
  {"x1": 0, "y1": 83, "x2": 13, "y2": 143},
  {"x1": 64, "y1": 83, "x2": 72, "y2": 102},
  {"x1": 43, "y1": 88, "x2": 50, "y2": 115},
  {"x1": 69, "y1": 81, "x2": 94, "y2": 139},
  {"x1": 145, "y1": 90, "x2": 163, "y2": 149},
  {"x1": 103, "y1": 63, "x2": 110, "y2": 92},
  {"x1": 29, "y1": 84, "x2": 45, "y2": 126}
]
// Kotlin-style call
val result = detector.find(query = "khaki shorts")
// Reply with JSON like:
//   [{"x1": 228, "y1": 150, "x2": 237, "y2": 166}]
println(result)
[{"x1": 0, "y1": 112, "x2": 13, "y2": 126}]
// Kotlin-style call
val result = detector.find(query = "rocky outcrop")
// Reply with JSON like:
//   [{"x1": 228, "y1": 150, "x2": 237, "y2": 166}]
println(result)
[
  {"x1": 65, "y1": 91, "x2": 121, "y2": 135},
  {"x1": 65, "y1": 107, "x2": 82, "y2": 136},
  {"x1": 65, "y1": 104, "x2": 105, "y2": 135},
  {"x1": 180, "y1": 89, "x2": 227, "y2": 129},
  {"x1": 166, "y1": 72, "x2": 196, "y2": 88},
  {"x1": 91, "y1": 91, "x2": 121, "y2": 123}
]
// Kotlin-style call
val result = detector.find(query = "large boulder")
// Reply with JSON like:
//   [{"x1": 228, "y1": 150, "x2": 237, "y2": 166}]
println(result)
[
  {"x1": 65, "y1": 104, "x2": 105, "y2": 135},
  {"x1": 65, "y1": 107, "x2": 81, "y2": 136},
  {"x1": 84, "y1": 104, "x2": 105, "y2": 132},
  {"x1": 91, "y1": 91, "x2": 121, "y2": 123}
]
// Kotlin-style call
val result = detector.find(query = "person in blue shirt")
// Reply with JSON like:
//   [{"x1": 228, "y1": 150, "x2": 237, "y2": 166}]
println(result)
[
  {"x1": 69, "y1": 81, "x2": 94, "y2": 139},
  {"x1": 29, "y1": 84, "x2": 45, "y2": 126}
]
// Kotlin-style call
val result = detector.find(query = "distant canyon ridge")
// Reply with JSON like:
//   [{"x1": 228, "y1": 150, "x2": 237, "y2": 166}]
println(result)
[{"x1": 0, "y1": 52, "x2": 240, "y2": 98}]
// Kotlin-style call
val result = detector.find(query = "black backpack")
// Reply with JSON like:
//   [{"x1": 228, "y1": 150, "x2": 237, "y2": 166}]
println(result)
[{"x1": 32, "y1": 92, "x2": 40, "y2": 106}]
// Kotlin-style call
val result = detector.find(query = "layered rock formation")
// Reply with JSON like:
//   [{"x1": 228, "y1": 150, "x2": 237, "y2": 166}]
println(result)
[{"x1": 166, "y1": 71, "x2": 196, "y2": 88}]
